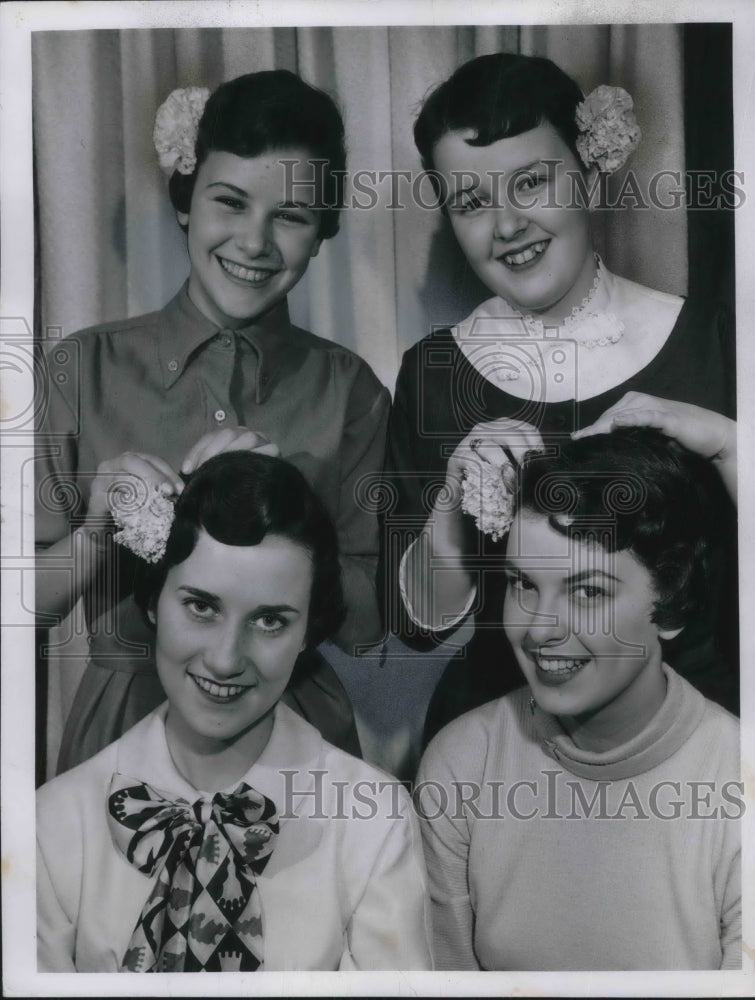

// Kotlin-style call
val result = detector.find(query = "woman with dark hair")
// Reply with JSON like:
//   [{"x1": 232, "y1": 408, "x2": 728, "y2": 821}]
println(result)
[
  {"x1": 36, "y1": 70, "x2": 390, "y2": 770},
  {"x1": 37, "y1": 452, "x2": 432, "y2": 973},
  {"x1": 416, "y1": 428, "x2": 740, "y2": 971},
  {"x1": 381, "y1": 52, "x2": 737, "y2": 739}
]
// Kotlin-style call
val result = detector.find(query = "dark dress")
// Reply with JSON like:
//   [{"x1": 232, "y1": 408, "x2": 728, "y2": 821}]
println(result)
[{"x1": 380, "y1": 294, "x2": 738, "y2": 744}]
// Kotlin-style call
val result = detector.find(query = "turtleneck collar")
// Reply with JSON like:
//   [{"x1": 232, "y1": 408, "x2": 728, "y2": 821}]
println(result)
[{"x1": 533, "y1": 665, "x2": 705, "y2": 780}]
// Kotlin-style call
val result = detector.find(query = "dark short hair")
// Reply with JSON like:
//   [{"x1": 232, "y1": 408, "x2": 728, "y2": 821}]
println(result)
[
  {"x1": 135, "y1": 451, "x2": 345, "y2": 646},
  {"x1": 414, "y1": 53, "x2": 585, "y2": 203},
  {"x1": 516, "y1": 428, "x2": 724, "y2": 631},
  {"x1": 169, "y1": 70, "x2": 346, "y2": 239}
]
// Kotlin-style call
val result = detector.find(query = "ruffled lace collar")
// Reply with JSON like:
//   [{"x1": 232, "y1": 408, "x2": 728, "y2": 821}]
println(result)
[{"x1": 451, "y1": 257, "x2": 625, "y2": 383}]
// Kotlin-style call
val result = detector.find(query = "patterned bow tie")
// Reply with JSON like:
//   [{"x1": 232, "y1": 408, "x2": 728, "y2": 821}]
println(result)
[{"x1": 107, "y1": 774, "x2": 279, "y2": 972}]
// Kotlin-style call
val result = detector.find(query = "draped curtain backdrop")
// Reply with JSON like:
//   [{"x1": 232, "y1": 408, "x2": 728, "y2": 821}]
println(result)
[{"x1": 33, "y1": 24, "x2": 707, "y2": 779}]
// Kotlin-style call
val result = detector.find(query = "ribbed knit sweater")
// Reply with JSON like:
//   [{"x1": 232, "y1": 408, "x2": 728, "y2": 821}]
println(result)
[{"x1": 416, "y1": 666, "x2": 741, "y2": 970}]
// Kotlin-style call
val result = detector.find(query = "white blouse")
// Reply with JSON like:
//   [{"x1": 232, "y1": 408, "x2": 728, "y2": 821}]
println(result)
[{"x1": 37, "y1": 702, "x2": 432, "y2": 972}]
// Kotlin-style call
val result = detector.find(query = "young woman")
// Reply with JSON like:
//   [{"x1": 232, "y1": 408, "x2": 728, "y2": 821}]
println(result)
[
  {"x1": 416, "y1": 428, "x2": 740, "y2": 970},
  {"x1": 381, "y1": 53, "x2": 737, "y2": 739},
  {"x1": 37, "y1": 452, "x2": 431, "y2": 972},
  {"x1": 36, "y1": 70, "x2": 390, "y2": 770}
]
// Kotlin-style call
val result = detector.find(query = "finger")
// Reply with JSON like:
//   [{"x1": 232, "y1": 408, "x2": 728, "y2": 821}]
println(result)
[
  {"x1": 573, "y1": 406, "x2": 671, "y2": 440},
  {"x1": 251, "y1": 442, "x2": 280, "y2": 457},
  {"x1": 181, "y1": 429, "x2": 237, "y2": 474},
  {"x1": 104, "y1": 453, "x2": 182, "y2": 494}
]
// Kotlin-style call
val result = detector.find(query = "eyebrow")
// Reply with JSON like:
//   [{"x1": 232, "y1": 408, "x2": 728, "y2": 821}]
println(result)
[
  {"x1": 502, "y1": 561, "x2": 621, "y2": 584},
  {"x1": 205, "y1": 181, "x2": 249, "y2": 197},
  {"x1": 176, "y1": 586, "x2": 302, "y2": 615}
]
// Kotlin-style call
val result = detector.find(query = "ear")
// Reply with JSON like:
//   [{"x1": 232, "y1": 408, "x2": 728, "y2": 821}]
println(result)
[
  {"x1": 310, "y1": 238, "x2": 322, "y2": 259},
  {"x1": 176, "y1": 209, "x2": 190, "y2": 229},
  {"x1": 147, "y1": 606, "x2": 156, "y2": 626},
  {"x1": 658, "y1": 625, "x2": 683, "y2": 642}
]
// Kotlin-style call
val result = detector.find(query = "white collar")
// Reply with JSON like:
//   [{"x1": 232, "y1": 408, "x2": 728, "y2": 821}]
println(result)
[{"x1": 114, "y1": 702, "x2": 323, "y2": 805}]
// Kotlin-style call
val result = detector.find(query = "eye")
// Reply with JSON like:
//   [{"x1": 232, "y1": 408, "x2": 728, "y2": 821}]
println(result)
[
  {"x1": 275, "y1": 208, "x2": 313, "y2": 226},
  {"x1": 253, "y1": 613, "x2": 287, "y2": 635},
  {"x1": 453, "y1": 192, "x2": 488, "y2": 214},
  {"x1": 515, "y1": 171, "x2": 546, "y2": 194},
  {"x1": 505, "y1": 571, "x2": 536, "y2": 593},
  {"x1": 571, "y1": 584, "x2": 610, "y2": 604},
  {"x1": 214, "y1": 195, "x2": 246, "y2": 211},
  {"x1": 183, "y1": 598, "x2": 217, "y2": 621}
]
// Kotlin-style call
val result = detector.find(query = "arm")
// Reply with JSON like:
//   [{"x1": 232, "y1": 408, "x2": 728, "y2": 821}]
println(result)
[
  {"x1": 36, "y1": 842, "x2": 77, "y2": 972},
  {"x1": 331, "y1": 366, "x2": 391, "y2": 652},
  {"x1": 340, "y1": 788, "x2": 432, "y2": 970},
  {"x1": 35, "y1": 450, "x2": 183, "y2": 623},
  {"x1": 718, "y1": 827, "x2": 741, "y2": 969},
  {"x1": 415, "y1": 748, "x2": 479, "y2": 970},
  {"x1": 384, "y1": 352, "x2": 542, "y2": 634}
]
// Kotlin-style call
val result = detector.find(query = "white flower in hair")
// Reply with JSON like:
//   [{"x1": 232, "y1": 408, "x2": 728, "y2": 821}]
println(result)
[
  {"x1": 111, "y1": 481, "x2": 177, "y2": 564},
  {"x1": 153, "y1": 86, "x2": 210, "y2": 176},
  {"x1": 575, "y1": 85, "x2": 642, "y2": 174},
  {"x1": 461, "y1": 452, "x2": 517, "y2": 542}
]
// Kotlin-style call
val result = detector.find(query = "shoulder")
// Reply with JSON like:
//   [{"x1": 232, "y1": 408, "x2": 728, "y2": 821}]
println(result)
[
  {"x1": 694, "y1": 696, "x2": 740, "y2": 764},
  {"x1": 399, "y1": 326, "x2": 457, "y2": 369},
  {"x1": 37, "y1": 711, "x2": 160, "y2": 823},
  {"x1": 63, "y1": 307, "x2": 166, "y2": 349},
  {"x1": 419, "y1": 687, "x2": 531, "y2": 782},
  {"x1": 670, "y1": 671, "x2": 740, "y2": 774},
  {"x1": 289, "y1": 323, "x2": 389, "y2": 398},
  {"x1": 271, "y1": 704, "x2": 414, "y2": 820},
  {"x1": 37, "y1": 740, "x2": 120, "y2": 837}
]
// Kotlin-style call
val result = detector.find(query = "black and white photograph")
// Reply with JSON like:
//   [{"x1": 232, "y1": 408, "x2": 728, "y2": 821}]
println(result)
[{"x1": 1, "y1": 0, "x2": 753, "y2": 995}]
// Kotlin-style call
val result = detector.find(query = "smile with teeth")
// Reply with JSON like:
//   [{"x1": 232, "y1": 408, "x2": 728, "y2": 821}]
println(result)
[
  {"x1": 191, "y1": 673, "x2": 250, "y2": 699},
  {"x1": 218, "y1": 256, "x2": 280, "y2": 284},
  {"x1": 535, "y1": 655, "x2": 589, "y2": 676},
  {"x1": 502, "y1": 240, "x2": 549, "y2": 266}
]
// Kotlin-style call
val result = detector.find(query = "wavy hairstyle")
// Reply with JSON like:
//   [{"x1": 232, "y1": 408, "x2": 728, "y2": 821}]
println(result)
[
  {"x1": 516, "y1": 427, "x2": 723, "y2": 631},
  {"x1": 135, "y1": 451, "x2": 345, "y2": 646}
]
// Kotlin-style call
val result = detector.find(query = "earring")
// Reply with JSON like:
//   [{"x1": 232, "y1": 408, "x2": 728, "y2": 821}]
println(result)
[{"x1": 529, "y1": 693, "x2": 536, "y2": 716}]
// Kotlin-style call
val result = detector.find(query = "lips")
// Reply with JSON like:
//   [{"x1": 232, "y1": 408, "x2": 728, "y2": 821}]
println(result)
[
  {"x1": 218, "y1": 256, "x2": 280, "y2": 285},
  {"x1": 190, "y1": 673, "x2": 251, "y2": 702},
  {"x1": 534, "y1": 654, "x2": 589, "y2": 686},
  {"x1": 500, "y1": 239, "x2": 549, "y2": 267}
]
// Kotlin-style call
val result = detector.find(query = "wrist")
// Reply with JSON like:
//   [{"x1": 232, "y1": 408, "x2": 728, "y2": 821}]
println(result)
[{"x1": 77, "y1": 521, "x2": 112, "y2": 555}]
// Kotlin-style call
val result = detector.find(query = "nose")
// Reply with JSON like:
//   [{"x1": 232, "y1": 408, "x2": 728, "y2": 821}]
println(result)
[
  {"x1": 202, "y1": 621, "x2": 249, "y2": 679},
  {"x1": 522, "y1": 594, "x2": 569, "y2": 647},
  {"x1": 493, "y1": 202, "x2": 528, "y2": 242},
  {"x1": 235, "y1": 212, "x2": 273, "y2": 258}
]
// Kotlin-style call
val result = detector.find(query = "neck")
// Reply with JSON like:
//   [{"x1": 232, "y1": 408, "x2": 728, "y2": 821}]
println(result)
[
  {"x1": 164, "y1": 710, "x2": 274, "y2": 791},
  {"x1": 559, "y1": 659, "x2": 667, "y2": 753},
  {"x1": 521, "y1": 251, "x2": 600, "y2": 326}
]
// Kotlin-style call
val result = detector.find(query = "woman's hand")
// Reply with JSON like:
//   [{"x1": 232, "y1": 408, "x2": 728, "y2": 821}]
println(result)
[
  {"x1": 86, "y1": 451, "x2": 184, "y2": 526},
  {"x1": 181, "y1": 427, "x2": 280, "y2": 475},
  {"x1": 573, "y1": 392, "x2": 737, "y2": 500},
  {"x1": 443, "y1": 417, "x2": 544, "y2": 509}
]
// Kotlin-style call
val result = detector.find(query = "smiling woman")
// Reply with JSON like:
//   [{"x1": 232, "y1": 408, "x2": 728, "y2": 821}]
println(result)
[
  {"x1": 35, "y1": 69, "x2": 391, "y2": 775},
  {"x1": 417, "y1": 428, "x2": 741, "y2": 971},
  {"x1": 381, "y1": 52, "x2": 738, "y2": 746},
  {"x1": 36, "y1": 452, "x2": 432, "y2": 972},
  {"x1": 176, "y1": 150, "x2": 324, "y2": 330}
]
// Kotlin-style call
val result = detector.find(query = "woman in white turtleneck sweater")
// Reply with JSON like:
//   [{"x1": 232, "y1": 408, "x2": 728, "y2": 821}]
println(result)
[{"x1": 417, "y1": 428, "x2": 740, "y2": 970}]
